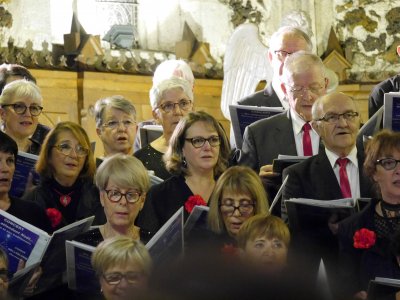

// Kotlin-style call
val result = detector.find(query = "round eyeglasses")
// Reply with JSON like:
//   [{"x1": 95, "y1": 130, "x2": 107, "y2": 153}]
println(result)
[
  {"x1": 53, "y1": 143, "x2": 88, "y2": 157},
  {"x1": 2, "y1": 103, "x2": 43, "y2": 116},
  {"x1": 104, "y1": 189, "x2": 142, "y2": 203},
  {"x1": 185, "y1": 135, "x2": 220, "y2": 148},
  {"x1": 376, "y1": 158, "x2": 400, "y2": 171},
  {"x1": 102, "y1": 272, "x2": 144, "y2": 285},
  {"x1": 219, "y1": 201, "x2": 255, "y2": 217},
  {"x1": 157, "y1": 99, "x2": 192, "y2": 113}
]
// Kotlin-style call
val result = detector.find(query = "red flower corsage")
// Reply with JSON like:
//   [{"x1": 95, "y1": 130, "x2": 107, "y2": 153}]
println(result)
[
  {"x1": 221, "y1": 243, "x2": 238, "y2": 256},
  {"x1": 46, "y1": 208, "x2": 62, "y2": 228},
  {"x1": 353, "y1": 228, "x2": 376, "y2": 249},
  {"x1": 184, "y1": 195, "x2": 207, "y2": 213}
]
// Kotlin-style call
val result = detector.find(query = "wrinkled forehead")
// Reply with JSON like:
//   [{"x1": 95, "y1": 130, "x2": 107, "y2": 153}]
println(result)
[{"x1": 321, "y1": 96, "x2": 356, "y2": 115}]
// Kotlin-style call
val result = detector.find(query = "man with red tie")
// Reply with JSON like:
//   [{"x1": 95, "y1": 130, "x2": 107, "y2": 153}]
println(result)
[
  {"x1": 281, "y1": 92, "x2": 376, "y2": 288},
  {"x1": 239, "y1": 51, "x2": 328, "y2": 209}
]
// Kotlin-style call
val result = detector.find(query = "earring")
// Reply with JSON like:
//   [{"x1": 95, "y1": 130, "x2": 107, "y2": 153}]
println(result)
[{"x1": 182, "y1": 157, "x2": 187, "y2": 168}]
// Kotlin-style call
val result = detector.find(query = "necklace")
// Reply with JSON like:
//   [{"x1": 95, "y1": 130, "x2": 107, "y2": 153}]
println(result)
[
  {"x1": 53, "y1": 188, "x2": 74, "y2": 207},
  {"x1": 381, "y1": 201, "x2": 400, "y2": 218}
]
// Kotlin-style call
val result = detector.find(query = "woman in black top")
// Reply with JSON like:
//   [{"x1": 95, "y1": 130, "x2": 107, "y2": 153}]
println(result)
[{"x1": 23, "y1": 122, "x2": 105, "y2": 231}]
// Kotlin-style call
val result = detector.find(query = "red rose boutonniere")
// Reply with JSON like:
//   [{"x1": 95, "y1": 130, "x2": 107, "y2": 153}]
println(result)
[
  {"x1": 184, "y1": 195, "x2": 206, "y2": 213},
  {"x1": 353, "y1": 228, "x2": 376, "y2": 249},
  {"x1": 46, "y1": 208, "x2": 62, "y2": 228}
]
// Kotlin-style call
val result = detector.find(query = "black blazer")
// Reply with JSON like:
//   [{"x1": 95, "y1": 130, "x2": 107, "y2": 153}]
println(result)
[
  {"x1": 238, "y1": 83, "x2": 282, "y2": 107},
  {"x1": 239, "y1": 110, "x2": 296, "y2": 172}
]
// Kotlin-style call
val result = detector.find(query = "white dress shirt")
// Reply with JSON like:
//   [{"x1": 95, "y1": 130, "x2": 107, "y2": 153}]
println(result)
[
  {"x1": 325, "y1": 146, "x2": 360, "y2": 199},
  {"x1": 290, "y1": 109, "x2": 320, "y2": 156}
]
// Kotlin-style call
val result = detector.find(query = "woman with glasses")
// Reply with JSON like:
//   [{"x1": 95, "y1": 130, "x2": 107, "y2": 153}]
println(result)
[
  {"x1": 207, "y1": 166, "x2": 269, "y2": 245},
  {"x1": 134, "y1": 77, "x2": 194, "y2": 180},
  {"x1": 91, "y1": 236, "x2": 152, "y2": 300},
  {"x1": 338, "y1": 129, "x2": 400, "y2": 299},
  {"x1": 23, "y1": 121, "x2": 105, "y2": 231},
  {"x1": 0, "y1": 79, "x2": 50, "y2": 155},
  {"x1": 137, "y1": 111, "x2": 231, "y2": 238},
  {"x1": 75, "y1": 153, "x2": 151, "y2": 247}
]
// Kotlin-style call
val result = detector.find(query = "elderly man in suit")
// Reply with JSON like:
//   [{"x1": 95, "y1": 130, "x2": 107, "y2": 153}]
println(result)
[
  {"x1": 239, "y1": 51, "x2": 328, "y2": 176},
  {"x1": 281, "y1": 93, "x2": 376, "y2": 287},
  {"x1": 238, "y1": 26, "x2": 313, "y2": 109}
]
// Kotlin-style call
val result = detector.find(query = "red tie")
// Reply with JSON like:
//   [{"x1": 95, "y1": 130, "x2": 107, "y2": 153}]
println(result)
[
  {"x1": 337, "y1": 158, "x2": 352, "y2": 198},
  {"x1": 302, "y1": 123, "x2": 313, "y2": 156}
]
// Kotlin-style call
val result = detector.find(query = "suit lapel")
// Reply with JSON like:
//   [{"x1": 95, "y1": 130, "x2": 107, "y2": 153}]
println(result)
[
  {"x1": 273, "y1": 111, "x2": 297, "y2": 155},
  {"x1": 314, "y1": 149, "x2": 343, "y2": 199}
]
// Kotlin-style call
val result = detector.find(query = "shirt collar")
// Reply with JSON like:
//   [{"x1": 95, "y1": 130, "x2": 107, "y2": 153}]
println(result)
[
  {"x1": 290, "y1": 108, "x2": 314, "y2": 135},
  {"x1": 325, "y1": 146, "x2": 358, "y2": 168}
]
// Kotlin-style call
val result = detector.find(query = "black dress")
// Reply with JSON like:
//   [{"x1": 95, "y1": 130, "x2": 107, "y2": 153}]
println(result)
[
  {"x1": 134, "y1": 144, "x2": 171, "y2": 180},
  {"x1": 136, "y1": 175, "x2": 194, "y2": 237}
]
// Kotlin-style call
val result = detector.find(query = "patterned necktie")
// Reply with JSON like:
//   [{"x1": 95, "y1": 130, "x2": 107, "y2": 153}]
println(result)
[
  {"x1": 302, "y1": 123, "x2": 313, "y2": 156},
  {"x1": 337, "y1": 158, "x2": 352, "y2": 198}
]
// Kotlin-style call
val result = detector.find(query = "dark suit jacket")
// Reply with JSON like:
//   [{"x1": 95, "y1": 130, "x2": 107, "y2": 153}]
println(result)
[
  {"x1": 369, "y1": 74, "x2": 400, "y2": 118},
  {"x1": 239, "y1": 110, "x2": 296, "y2": 171},
  {"x1": 237, "y1": 83, "x2": 282, "y2": 107}
]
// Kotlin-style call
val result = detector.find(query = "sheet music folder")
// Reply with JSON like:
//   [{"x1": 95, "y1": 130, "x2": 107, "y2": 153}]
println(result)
[{"x1": 229, "y1": 104, "x2": 284, "y2": 149}]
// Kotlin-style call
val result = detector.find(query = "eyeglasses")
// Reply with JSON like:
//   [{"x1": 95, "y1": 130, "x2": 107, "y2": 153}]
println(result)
[
  {"x1": 102, "y1": 272, "x2": 144, "y2": 285},
  {"x1": 2, "y1": 103, "x2": 43, "y2": 116},
  {"x1": 274, "y1": 50, "x2": 293, "y2": 61},
  {"x1": 288, "y1": 84, "x2": 325, "y2": 96},
  {"x1": 104, "y1": 189, "x2": 142, "y2": 203},
  {"x1": 219, "y1": 201, "x2": 255, "y2": 217},
  {"x1": 102, "y1": 119, "x2": 136, "y2": 130},
  {"x1": 315, "y1": 112, "x2": 359, "y2": 124},
  {"x1": 53, "y1": 143, "x2": 89, "y2": 157},
  {"x1": 376, "y1": 158, "x2": 400, "y2": 171},
  {"x1": 185, "y1": 135, "x2": 220, "y2": 148},
  {"x1": 157, "y1": 99, "x2": 192, "y2": 113}
]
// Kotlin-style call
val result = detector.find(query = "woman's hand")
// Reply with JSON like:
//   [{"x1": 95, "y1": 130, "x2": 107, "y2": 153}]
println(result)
[
  {"x1": 353, "y1": 290, "x2": 367, "y2": 300},
  {"x1": 23, "y1": 266, "x2": 42, "y2": 296},
  {"x1": 259, "y1": 164, "x2": 279, "y2": 178}
]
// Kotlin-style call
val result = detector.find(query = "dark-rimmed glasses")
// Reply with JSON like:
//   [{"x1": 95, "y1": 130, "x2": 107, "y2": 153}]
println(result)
[
  {"x1": 219, "y1": 201, "x2": 255, "y2": 217},
  {"x1": 102, "y1": 272, "x2": 144, "y2": 285},
  {"x1": 157, "y1": 99, "x2": 192, "y2": 113},
  {"x1": 102, "y1": 119, "x2": 136, "y2": 130},
  {"x1": 185, "y1": 135, "x2": 220, "y2": 148},
  {"x1": 376, "y1": 158, "x2": 400, "y2": 171},
  {"x1": 2, "y1": 103, "x2": 43, "y2": 116},
  {"x1": 315, "y1": 112, "x2": 359, "y2": 124},
  {"x1": 53, "y1": 143, "x2": 88, "y2": 157},
  {"x1": 104, "y1": 189, "x2": 142, "y2": 203}
]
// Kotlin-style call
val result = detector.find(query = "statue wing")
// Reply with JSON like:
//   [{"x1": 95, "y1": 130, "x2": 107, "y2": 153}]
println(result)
[{"x1": 221, "y1": 23, "x2": 273, "y2": 120}]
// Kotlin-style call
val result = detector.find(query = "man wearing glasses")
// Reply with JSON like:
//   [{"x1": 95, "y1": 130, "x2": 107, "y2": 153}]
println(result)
[
  {"x1": 281, "y1": 93, "x2": 375, "y2": 287},
  {"x1": 240, "y1": 52, "x2": 328, "y2": 201},
  {"x1": 238, "y1": 26, "x2": 313, "y2": 109}
]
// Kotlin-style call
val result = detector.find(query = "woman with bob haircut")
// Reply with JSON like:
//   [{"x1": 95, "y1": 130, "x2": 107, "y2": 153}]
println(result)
[
  {"x1": 134, "y1": 77, "x2": 194, "y2": 180},
  {"x1": 207, "y1": 165, "x2": 269, "y2": 241},
  {"x1": 0, "y1": 79, "x2": 50, "y2": 154},
  {"x1": 91, "y1": 235, "x2": 152, "y2": 300},
  {"x1": 237, "y1": 214, "x2": 290, "y2": 275},
  {"x1": 23, "y1": 121, "x2": 104, "y2": 231},
  {"x1": 75, "y1": 153, "x2": 151, "y2": 246},
  {"x1": 338, "y1": 129, "x2": 400, "y2": 299},
  {"x1": 137, "y1": 111, "x2": 231, "y2": 237}
]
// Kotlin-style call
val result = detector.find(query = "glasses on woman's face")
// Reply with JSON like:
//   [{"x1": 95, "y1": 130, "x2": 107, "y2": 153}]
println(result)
[
  {"x1": 157, "y1": 99, "x2": 192, "y2": 113},
  {"x1": 219, "y1": 199, "x2": 255, "y2": 217},
  {"x1": 102, "y1": 119, "x2": 136, "y2": 130},
  {"x1": 376, "y1": 158, "x2": 400, "y2": 171},
  {"x1": 185, "y1": 135, "x2": 220, "y2": 148},
  {"x1": 0, "y1": 269, "x2": 8, "y2": 283},
  {"x1": 2, "y1": 102, "x2": 43, "y2": 116},
  {"x1": 53, "y1": 142, "x2": 89, "y2": 157},
  {"x1": 102, "y1": 272, "x2": 144, "y2": 285},
  {"x1": 104, "y1": 189, "x2": 142, "y2": 203}
]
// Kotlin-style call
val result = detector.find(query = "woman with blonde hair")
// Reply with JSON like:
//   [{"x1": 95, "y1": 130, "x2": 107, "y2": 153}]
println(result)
[{"x1": 92, "y1": 236, "x2": 152, "y2": 300}]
